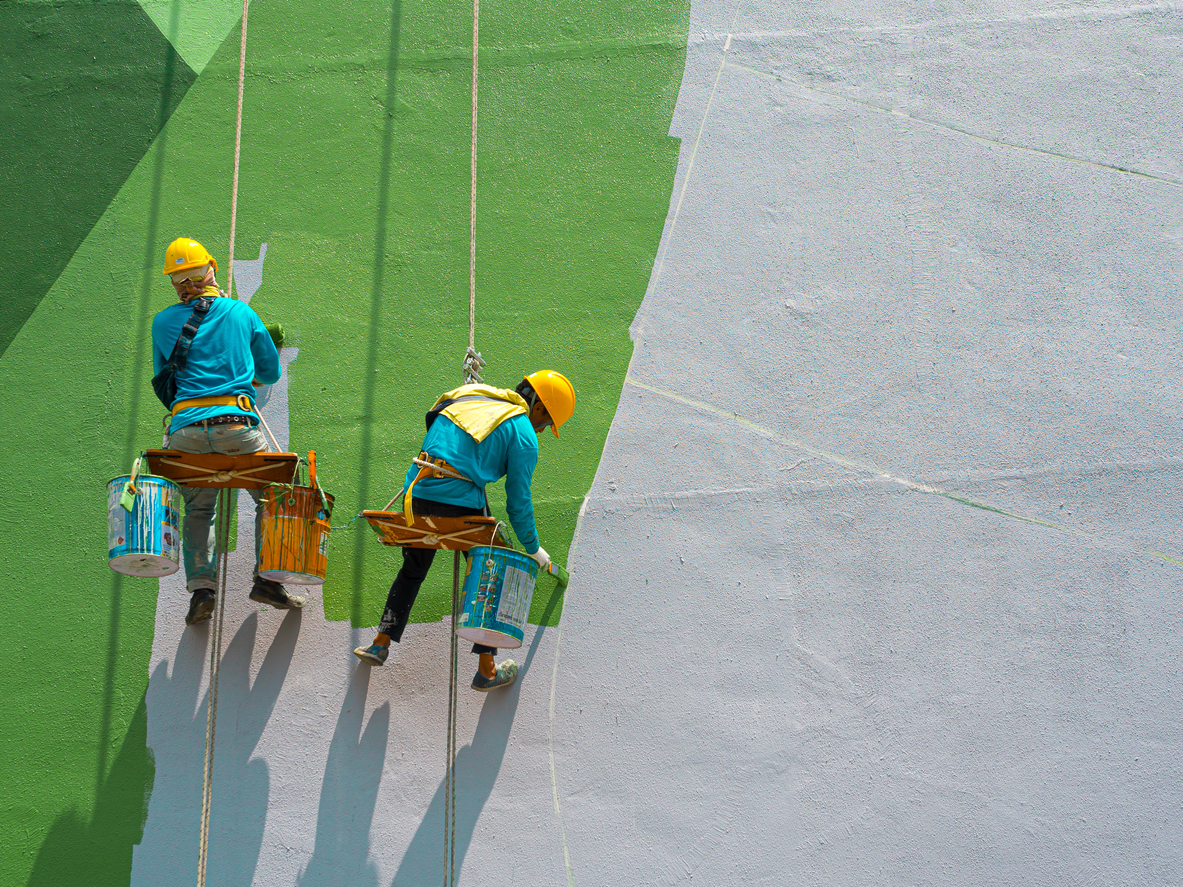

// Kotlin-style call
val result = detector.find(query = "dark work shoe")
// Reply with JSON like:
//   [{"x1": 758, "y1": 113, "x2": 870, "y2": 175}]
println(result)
[
  {"x1": 249, "y1": 576, "x2": 306, "y2": 610},
  {"x1": 471, "y1": 659, "x2": 518, "y2": 692},
  {"x1": 185, "y1": 589, "x2": 217, "y2": 626},
  {"x1": 353, "y1": 644, "x2": 389, "y2": 666}
]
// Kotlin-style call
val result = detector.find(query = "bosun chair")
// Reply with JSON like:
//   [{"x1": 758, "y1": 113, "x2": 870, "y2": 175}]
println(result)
[{"x1": 361, "y1": 509, "x2": 507, "y2": 552}]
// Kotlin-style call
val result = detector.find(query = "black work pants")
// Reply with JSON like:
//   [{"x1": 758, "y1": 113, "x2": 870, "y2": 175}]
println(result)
[{"x1": 378, "y1": 499, "x2": 496, "y2": 656}]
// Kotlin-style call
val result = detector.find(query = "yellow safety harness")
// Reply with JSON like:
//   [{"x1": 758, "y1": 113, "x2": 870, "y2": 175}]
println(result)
[
  {"x1": 402, "y1": 452, "x2": 474, "y2": 526},
  {"x1": 171, "y1": 393, "x2": 256, "y2": 417},
  {"x1": 400, "y1": 385, "x2": 528, "y2": 525}
]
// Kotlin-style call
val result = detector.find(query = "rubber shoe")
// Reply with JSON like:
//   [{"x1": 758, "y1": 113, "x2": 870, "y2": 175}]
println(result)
[
  {"x1": 249, "y1": 576, "x2": 306, "y2": 610},
  {"x1": 185, "y1": 589, "x2": 217, "y2": 626},
  {"x1": 353, "y1": 644, "x2": 389, "y2": 667},
  {"x1": 471, "y1": 659, "x2": 518, "y2": 692}
]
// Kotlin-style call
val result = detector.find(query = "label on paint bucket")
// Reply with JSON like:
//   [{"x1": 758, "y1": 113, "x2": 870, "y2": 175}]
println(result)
[{"x1": 497, "y1": 565, "x2": 533, "y2": 625}]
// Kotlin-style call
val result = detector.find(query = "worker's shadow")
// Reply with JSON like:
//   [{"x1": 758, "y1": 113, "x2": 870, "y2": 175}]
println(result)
[
  {"x1": 296, "y1": 666, "x2": 390, "y2": 887},
  {"x1": 139, "y1": 609, "x2": 300, "y2": 886},
  {"x1": 388, "y1": 615, "x2": 554, "y2": 887}
]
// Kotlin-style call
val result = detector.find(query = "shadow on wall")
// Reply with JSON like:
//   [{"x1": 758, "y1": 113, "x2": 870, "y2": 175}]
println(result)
[
  {"x1": 348, "y1": 0, "x2": 403, "y2": 626},
  {"x1": 25, "y1": 695, "x2": 155, "y2": 887},
  {"x1": 0, "y1": 0, "x2": 195, "y2": 358},
  {"x1": 389, "y1": 590, "x2": 561, "y2": 885},
  {"x1": 389, "y1": 681, "x2": 522, "y2": 886},
  {"x1": 208, "y1": 611, "x2": 303, "y2": 884},
  {"x1": 135, "y1": 610, "x2": 301, "y2": 885},
  {"x1": 51, "y1": 2, "x2": 191, "y2": 883},
  {"x1": 296, "y1": 668, "x2": 390, "y2": 887}
]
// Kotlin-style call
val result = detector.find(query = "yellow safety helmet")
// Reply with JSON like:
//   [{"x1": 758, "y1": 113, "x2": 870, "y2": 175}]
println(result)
[
  {"x1": 162, "y1": 237, "x2": 217, "y2": 276},
  {"x1": 524, "y1": 370, "x2": 575, "y2": 438}
]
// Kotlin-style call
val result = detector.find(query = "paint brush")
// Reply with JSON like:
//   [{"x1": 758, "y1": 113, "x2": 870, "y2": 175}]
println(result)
[
  {"x1": 120, "y1": 456, "x2": 142, "y2": 512},
  {"x1": 545, "y1": 561, "x2": 569, "y2": 586}
]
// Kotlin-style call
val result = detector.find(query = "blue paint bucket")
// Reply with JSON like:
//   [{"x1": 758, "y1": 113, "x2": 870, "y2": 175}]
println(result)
[
  {"x1": 455, "y1": 546, "x2": 537, "y2": 649},
  {"x1": 107, "y1": 475, "x2": 182, "y2": 577}
]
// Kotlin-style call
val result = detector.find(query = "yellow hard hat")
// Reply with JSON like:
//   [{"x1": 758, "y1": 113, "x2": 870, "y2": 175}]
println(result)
[
  {"x1": 162, "y1": 238, "x2": 217, "y2": 276},
  {"x1": 525, "y1": 370, "x2": 574, "y2": 438}
]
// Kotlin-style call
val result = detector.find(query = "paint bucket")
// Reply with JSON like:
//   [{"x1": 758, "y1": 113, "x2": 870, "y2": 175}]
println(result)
[
  {"x1": 257, "y1": 485, "x2": 334, "y2": 584},
  {"x1": 455, "y1": 546, "x2": 537, "y2": 649},
  {"x1": 107, "y1": 475, "x2": 182, "y2": 577}
]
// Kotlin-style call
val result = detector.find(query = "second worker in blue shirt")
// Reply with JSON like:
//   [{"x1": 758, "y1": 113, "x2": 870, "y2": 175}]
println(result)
[{"x1": 353, "y1": 370, "x2": 575, "y2": 691}]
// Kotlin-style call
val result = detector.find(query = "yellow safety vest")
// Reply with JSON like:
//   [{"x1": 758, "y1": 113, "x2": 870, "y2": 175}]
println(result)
[{"x1": 427, "y1": 384, "x2": 528, "y2": 442}]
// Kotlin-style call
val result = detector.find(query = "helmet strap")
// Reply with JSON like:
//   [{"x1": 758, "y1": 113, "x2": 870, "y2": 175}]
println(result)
[{"x1": 515, "y1": 379, "x2": 539, "y2": 411}]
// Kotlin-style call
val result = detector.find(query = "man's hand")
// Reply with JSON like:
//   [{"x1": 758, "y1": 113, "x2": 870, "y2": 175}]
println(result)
[{"x1": 530, "y1": 546, "x2": 551, "y2": 570}]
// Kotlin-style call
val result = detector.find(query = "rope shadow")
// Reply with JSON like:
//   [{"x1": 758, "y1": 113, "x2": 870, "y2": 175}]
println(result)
[
  {"x1": 348, "y1": 0, "x2": 403, "y2": 626},
  {"x1": 133, "y1": 609, "x2": 302, "y2": 885},
  {"x1": 388, "y1": 589, "x2": 562, "y2": 885}
]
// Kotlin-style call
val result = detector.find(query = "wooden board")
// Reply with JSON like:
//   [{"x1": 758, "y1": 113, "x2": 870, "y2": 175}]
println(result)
[
  {"x1": 362, "y1": 510, "x2": 507, "y2": 551},
  {"x1": 145, "y1": 449, "x2": 299, "y2": 489}
]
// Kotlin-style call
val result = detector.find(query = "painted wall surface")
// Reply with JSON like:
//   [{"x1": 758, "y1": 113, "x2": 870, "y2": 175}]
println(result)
[
  {"x1": 1, "y1": 0, "x2": 686, "y2": 884},
  {"x1": 4, "y1": 0, "x2": 1183, "y2": 885}
]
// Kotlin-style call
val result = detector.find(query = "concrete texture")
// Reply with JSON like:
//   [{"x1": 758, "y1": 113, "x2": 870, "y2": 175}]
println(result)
[{"x1": 560, "y1": 0, "x2": 1183, "y2": 882}]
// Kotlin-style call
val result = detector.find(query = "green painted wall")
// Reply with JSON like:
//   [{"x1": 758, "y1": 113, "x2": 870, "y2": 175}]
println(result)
[
  {"x1": 0, "y1": 1, "x2": 197, "y2": 358},
  {"x1": 0, "y1": 0, "x2": 688, "y2": 884}
]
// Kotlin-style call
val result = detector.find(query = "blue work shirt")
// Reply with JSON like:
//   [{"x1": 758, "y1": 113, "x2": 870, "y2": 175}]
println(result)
[
  {"x1": 405, "y1": 413, "x2": 541, "y2": 553},
  {"x1": 152, "y1": 293, "x2": 281, "y2": 430}
]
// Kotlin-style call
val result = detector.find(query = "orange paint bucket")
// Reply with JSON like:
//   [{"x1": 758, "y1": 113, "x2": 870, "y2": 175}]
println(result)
[{"x1": 257, "y1": 485, "x2": 334, "y2": 584}]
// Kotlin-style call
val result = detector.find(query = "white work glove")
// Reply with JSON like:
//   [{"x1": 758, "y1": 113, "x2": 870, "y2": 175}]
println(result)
[{"x1": 530, "y1": 546, "x2": 551, "y2": 570}]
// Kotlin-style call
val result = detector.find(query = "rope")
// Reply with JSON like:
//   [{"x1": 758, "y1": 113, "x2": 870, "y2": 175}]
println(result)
[
  {"x1": 196, "y1": 488, "x2": 232, "y2": 887},
  {"x1": 443, "y1": 6, "x2": 479, "y2": 884},
  {"x1": 468, "y1": 0, "x2": 480, "y2": 353},
  {"x1": 329, "y1": 512, "x2": 364, "y2": 531},
  {"x1": 255, "y1": 406, "x2": 280, "y2": 452},
  {"x1": 411, "y1": 457, "x2": 473, "y2": 483},
  {"x1": 226, "y1": 0, "x2": 251, "y2": 298},
  {"x1": 445, "y1": 551, "x2": 461, "y2": 887},
  {"x1": 197, "y1": 5, "x2": 249, "y2": 884}
]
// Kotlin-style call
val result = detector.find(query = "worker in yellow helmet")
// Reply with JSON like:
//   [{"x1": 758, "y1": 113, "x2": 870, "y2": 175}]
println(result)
[
  {"x1": 353, "y1": 370, "x2": 575, "y2": 691},
  {"x1": 153, "y1": 238, "x2": 303, "y2": 625}
]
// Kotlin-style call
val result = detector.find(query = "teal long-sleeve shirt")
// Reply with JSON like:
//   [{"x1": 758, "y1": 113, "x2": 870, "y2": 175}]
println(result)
[
  {"x1": 404, "y1": 413, "x2": 541, "y2": 554},
  {"x1": 152, "y1": 294, "x2": 281, "y2": 429}
]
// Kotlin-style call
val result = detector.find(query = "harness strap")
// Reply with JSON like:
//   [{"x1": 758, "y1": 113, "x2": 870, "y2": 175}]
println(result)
[
  {"x1": 172, "y1": 297, "x2": 212, "y2": 373},
  {"x1": 171, "y1": 394, "x2": 256, "y2": 417},
  {"x1": 402, "y1": 452, "x2": 474, "y2": 526}
]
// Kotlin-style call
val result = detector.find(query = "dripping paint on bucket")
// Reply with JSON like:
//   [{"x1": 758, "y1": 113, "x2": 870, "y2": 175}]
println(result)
[
  {"x1": 107, "y1": 475, "x2": 182, "y2": 577},
  {"x1": 455, "y1": 546, "x2": 537, "y2": 649}
]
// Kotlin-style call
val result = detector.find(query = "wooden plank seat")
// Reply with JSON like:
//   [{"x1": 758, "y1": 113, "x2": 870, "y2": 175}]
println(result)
[
  {"x1": 145, "y1": 449, "x2": 299, "y2": 489},
  {"x1": 362, "y1": 510, "x2": 507, "y2": 551}
]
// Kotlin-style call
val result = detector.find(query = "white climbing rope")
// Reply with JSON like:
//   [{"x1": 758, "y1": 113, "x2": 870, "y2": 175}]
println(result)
[
  {"x1": 197, "y1": 2, "x2": 251, "y2": 883},
  {"x1": 445, "y1": 552, "x2": 462, "y2": 887},
  {"x1": 444, "y1": 4, "x2": 481, "y2": 883},
  {"x1": 255, "y1": 405, "x2": 281, "y2": 453},
  {"x1": 226, "y1": 0, "x2": 251, "y2": 299},
  {"x1": 468, "y1": 0, "x2": 480, "y2": 354},
  {"x1": 196, "y1": 488, "x2": 233, "y2": 887}
]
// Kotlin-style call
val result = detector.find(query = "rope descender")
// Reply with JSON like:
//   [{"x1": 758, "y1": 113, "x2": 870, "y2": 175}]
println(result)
[{"x1": 462, "y1": 347, "x2": 485, "y2": 384}]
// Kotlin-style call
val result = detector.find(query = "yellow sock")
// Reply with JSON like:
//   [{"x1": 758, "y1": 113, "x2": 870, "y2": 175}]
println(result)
[{"x1": 374, "y1": 632, "x2": 391, "y2": 647}]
